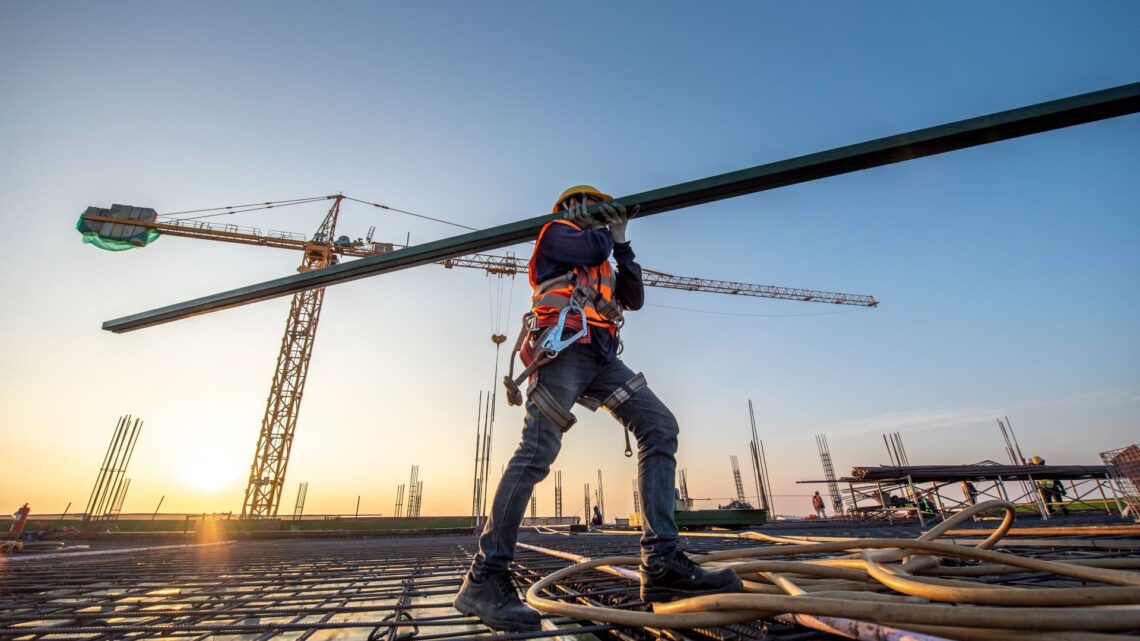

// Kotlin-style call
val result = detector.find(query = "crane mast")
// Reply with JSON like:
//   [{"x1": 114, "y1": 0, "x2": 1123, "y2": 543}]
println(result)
[{"x1": 241, "y1": 196, "x2": 343, "y2": 517}]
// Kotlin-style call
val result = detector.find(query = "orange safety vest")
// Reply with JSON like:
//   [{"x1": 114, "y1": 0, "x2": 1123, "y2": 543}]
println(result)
[{"x1": 527, "y1": 219, "x2": 620, "y2": 339}]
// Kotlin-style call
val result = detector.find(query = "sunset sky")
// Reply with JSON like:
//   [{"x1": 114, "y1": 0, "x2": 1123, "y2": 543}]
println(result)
[{"x1": 1, "y1": 2, "x2": 1137, "y2": 520}]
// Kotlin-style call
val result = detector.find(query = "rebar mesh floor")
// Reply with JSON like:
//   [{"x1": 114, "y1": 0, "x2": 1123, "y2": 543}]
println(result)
[{"x1": 3, "y1": 532, "x2": 1138, "y2": 641}]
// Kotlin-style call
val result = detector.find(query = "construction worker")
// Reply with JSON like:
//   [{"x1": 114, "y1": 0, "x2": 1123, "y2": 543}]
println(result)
[
  {"x1": 811, "y1": 491, "x2": 826, "y2": 518},
  {"x1": 916, "y1": 492, "x2": 938, "y2": 519},
  {"x1": 10, "y1": 503, "x2": 30, "y2": 535},
  {"x1": 455, "y1": 186, "x2": 742, "y2": 631},
  {"x1": 961, "y1": 480, "x2": 978, "y2": 506},
  {"x1": 1031, "y1": 457, "x2": 1069, "y2": 516}
]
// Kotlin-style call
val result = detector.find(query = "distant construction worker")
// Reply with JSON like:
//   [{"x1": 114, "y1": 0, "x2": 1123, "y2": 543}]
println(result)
[
  {"x1": 811, "y1": 491, "x2": 826, "y2": 518},
  {"x1": 591, "y1": 505, "x2": 603, "y2": 526},
  {"x1": 916, "y1": 492, "x2": 939, "y2": 519},
  {"x1": 1031, "y1": 457, "x2": 1069, "y2": 516},
  {"x1": 455, "y1": 186, "x2": 742, "y2": 631},
  {"x1": 10, "y1": 503, "x2": 30, "y2": 535},
  {"x1": 961, "y1": 480, "x2": 979, "y2": 506}
]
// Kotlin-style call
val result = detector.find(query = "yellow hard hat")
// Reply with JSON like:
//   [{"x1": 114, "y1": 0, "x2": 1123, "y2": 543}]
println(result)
[
  {"x1": 552, "y1": 184, "x2": 612, "y2": 213},
  {"x1": 1031, "y1": 456, "x2": 1043, "y2": 465}
]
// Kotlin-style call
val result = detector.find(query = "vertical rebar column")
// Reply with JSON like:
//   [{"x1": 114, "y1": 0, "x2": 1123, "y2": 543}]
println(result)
[
  {"x1": 583, "y1": 483, "x2": 590, "y2": 523},
  {"x1": 817, "y1": 434, "x2": 844, "y2": 515},
  {"x1": 596, "y1": 470, "x2": 605, "y2": 523},
  {"x1": 477, "y1": 392, "x2": 494, "y2": 522},
  {"x1": 100, "y1": 418, "x2": 141, "y2": 519},
  {"x1": 554, "y1": 471, "x2": 562, "y2": 518},
  {"x1": 471, "y1": 391, "x2": 484, "y2": 525},
  {"x1": 760, "y1": 440, "x2": 775, "y2": 515},
  {"x1": 108, "y1": 478, "x2": 131, "y2": 518},
  {"x1": 747, "y1": 400, "x2": 770, "y2": 511},
  {"x1": 406, "y1": 466, "x2": 421, "y2": 517},
  {"x1": 730, "y1": 456, "x2": 746, "y2": 503},
  {"x1": 86, "y1": 415, "x2": 143, "y2": 521},
  {"x1": 292, "y1": 482, "x2": 308, "y2": 520},
  {"x1": 83, "y1": 415, "x2": 127, "y2": 521},
  {"x1": 631, "y1": 479, "x2": 641, "y2": 516}
]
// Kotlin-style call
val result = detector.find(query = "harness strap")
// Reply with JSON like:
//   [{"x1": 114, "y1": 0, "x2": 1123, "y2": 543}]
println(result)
[
  {"x1": 578, "y1": 372, "x2": 647, "y2": 457},
  {"x1": 534, "y1": 271, "x2": 623, "y2": 326},
  {"x1": 503, "y1": 317, "x2": 536, "y2": 407},
  {"x1": 503, "y1": 353, "x2": 551, "y2": 407},
  {"x1": 529, "y1": 384, "x2": 577, "y2": 432},
  {"x1": 600, "y1": 372, "x2": 647, "y2": 413}
]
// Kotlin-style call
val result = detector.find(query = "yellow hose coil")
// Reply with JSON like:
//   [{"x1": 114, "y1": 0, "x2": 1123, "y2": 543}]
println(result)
[{"x1": 525, "y1": 501, "x2": 1140, "y2": 637}]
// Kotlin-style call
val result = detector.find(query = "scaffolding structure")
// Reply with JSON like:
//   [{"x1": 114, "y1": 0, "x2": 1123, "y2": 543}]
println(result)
[
  {"x1": 801, "y1": 463, "x2": 1123, "y2": 527},
  {"x1": 1102, "y1": 444, "x2": 1140, "y2": 522}
]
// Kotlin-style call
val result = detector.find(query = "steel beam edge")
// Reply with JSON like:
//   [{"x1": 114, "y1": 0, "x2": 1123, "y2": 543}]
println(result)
[{"x1": 103, "y1": 81, "x2": 1140, "y2": 333}]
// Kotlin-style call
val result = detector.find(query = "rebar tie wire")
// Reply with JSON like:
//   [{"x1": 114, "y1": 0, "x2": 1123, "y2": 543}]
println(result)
[{"x1": 525, "y1": 501, "x2": 1140, "y2": 638}]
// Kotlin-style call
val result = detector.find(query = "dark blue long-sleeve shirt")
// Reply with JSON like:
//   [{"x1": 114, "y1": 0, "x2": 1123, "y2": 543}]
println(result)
[{"x1": 531, "y1": 223, "x2": 643, "y2": 362}]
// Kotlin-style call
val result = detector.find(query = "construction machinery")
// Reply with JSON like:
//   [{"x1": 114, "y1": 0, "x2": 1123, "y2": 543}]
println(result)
[{"x1": 78, "y1": 196, "x2": 877, "y2": 517}]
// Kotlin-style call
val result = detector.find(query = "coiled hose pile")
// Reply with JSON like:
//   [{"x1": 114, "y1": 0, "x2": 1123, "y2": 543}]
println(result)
[{"x1": 525, "y1": 501, "x2": 1140, "y2": 640}]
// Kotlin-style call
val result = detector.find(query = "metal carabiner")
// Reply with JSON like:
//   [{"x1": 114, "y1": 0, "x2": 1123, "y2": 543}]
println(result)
[{"x1": 538, "y1": 301, "x2": 588, "y2": 357}]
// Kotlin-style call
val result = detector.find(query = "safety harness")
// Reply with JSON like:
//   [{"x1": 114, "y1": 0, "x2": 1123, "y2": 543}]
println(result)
[{"x1": 502, "y1": 220, "x2": 648, "y2": 456}]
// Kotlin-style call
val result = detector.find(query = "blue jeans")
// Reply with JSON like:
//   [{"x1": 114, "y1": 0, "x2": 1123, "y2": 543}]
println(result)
[{"x1": 474, "y1": 343, "x2": 680, "y2": 574}]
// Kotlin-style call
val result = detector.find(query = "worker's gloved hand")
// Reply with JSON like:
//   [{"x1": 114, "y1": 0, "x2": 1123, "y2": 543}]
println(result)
[
  {"x1": 600, "y1": 202, "x2": 638, "y2": 244},
  {"x1": 562, "y1": 200, "x2": 604, "y2": 230}
]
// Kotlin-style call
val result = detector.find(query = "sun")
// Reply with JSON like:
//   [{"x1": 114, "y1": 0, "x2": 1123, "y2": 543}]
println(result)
[{"x1": 175, "y1": 446, "x2": 244, "y2": 494}]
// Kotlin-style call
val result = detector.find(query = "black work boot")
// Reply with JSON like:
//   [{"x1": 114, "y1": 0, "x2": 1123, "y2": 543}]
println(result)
[
  {"x1": 453, "y1": 569, "x2": 541, "y2": 631},
  {"x1": 640, "y1": 550, "x2": 743, "y2": 603}
]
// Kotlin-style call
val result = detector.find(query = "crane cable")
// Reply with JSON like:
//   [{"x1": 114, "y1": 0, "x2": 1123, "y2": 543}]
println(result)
[
  {"x1": 476, "y1": 257, "x2": 518, "y2": 519},
  {"x1": 164, "y1": 196, "x2": 336, "y2": 221},
  {"x1": 342, "y1": 196, "x2": 478, "y2": 231},
  {"x1": 161, "y1": 194, "x2": 480, "y2": 231},
  {"x1": 525, "y1": 500, "x2": 1140, "y2": 637}
]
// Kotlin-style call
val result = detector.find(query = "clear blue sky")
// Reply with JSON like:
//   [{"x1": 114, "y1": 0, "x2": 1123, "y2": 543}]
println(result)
[{"x1": 1, "y1": 2, "x2": 1137, "y2": 517}]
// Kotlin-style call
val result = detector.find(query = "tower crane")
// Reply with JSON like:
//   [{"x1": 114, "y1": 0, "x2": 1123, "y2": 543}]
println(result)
[{"x1": 78, "y1": 195, "x2": 877, "y2": 517}]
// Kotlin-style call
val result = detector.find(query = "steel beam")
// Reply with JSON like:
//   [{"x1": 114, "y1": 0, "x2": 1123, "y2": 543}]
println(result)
[{"x1": 103, "y1": 82, "x2": 1140, "y2": 333}]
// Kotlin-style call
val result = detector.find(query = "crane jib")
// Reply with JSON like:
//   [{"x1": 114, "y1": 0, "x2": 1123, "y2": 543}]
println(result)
[{"x1": 100, "y1": 81, "x2": 1140, "y2": 333}]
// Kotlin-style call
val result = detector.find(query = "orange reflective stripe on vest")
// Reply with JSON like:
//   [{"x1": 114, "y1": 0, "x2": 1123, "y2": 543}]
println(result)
[{"x1": 528, "y1": 220, "x2": 618, "y2": 331}]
